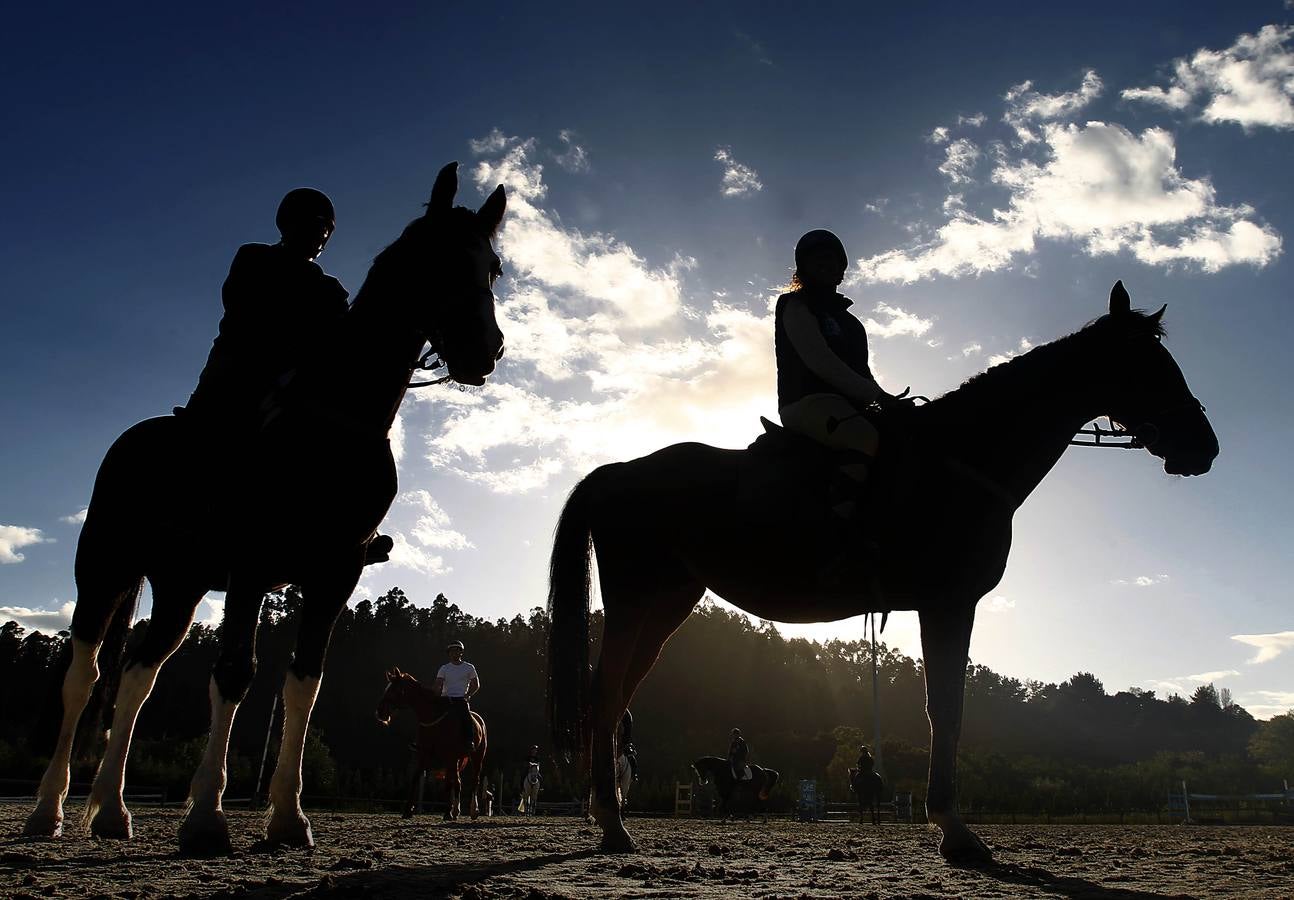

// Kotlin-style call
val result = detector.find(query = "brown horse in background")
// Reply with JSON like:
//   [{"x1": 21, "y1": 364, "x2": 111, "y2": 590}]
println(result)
[
  {"x1": 376, "y1": 667, "x2": 487, "y2": 821},
  {"x1": 849, "y1": 766, "x2": 884, "y2": 825}
]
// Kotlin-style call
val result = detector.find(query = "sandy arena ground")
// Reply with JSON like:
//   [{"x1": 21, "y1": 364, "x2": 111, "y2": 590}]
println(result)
[{"x1": 3, "y1": 806, "x2": 1293, "y2": 899}]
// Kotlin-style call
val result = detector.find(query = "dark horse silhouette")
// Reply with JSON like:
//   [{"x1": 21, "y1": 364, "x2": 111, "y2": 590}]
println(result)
[
  {"x1": 376, "y1": 667, "x2": 488, "y2": 821},
  {"x1": 25, "y1": 164, "x2": 507, "y2": 855},
  {"x1": 849, "y1": 766, "x2": 884, "y2": 825},
  {"x1": 692, "y1": 756, "x2": 779, "y2": 819},
  {"x1": 548, "y1": 283, "x2": 1218, "y2": 861}
]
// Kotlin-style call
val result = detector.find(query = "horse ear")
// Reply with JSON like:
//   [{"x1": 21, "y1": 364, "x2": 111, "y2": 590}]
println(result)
[
  {"x1": 1149, "y1": 302, "x2": 1167, "y2": 324},
  {"x1": 478, "y1": 184, "x2": 506, "y2": 235},
  {"x1": 1110, "y1": 280, "x2": 1131, "y2": 316},
  {"x1": 428, "y1": 162, "x2": 458, "y2": 213}
]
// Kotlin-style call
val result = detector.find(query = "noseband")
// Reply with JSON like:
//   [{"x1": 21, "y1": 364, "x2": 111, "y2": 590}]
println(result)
[{"x1": 1071, "y1": 396, "x2": 1205, "y2": 451}]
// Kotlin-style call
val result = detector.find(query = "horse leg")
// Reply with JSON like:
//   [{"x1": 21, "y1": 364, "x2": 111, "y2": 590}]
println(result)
[
  {"x1": 591, "y1": 574, "x2": 703, "y2": 852},
  {"x1": 24, "y1": 567, "x2": 142, "y2": 838},
  {"x1": 920, "y1": 604, "x2": 990, "y2": 864},
  {"x1": 403, "y1": 766, "x2": 421, "y2": 819},
  {"x1": 265, "y1": 556, "x2": 361, "y2": 847},
  {"x1": 466, "y1": 720, "x2": 486, "y2": 820},
  {"x1": 445, "y1": 762, "x2": 462, "y2": 821},
  {"x1": 85, "y1": 578, "x2": 202, "y2": 839},
  {"x1": 178, "y1": 583, "x2": 263, "y2": 856}
]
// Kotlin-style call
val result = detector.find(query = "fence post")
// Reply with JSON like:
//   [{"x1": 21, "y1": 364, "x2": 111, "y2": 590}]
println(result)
[{"x1": 674, "y1": 782, "x2": 693, "y2": 817}]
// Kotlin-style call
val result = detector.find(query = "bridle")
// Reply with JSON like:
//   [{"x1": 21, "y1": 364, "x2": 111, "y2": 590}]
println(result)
[{"x1": 1070, "y1": 396, "x2": 1206, "y2": 451}]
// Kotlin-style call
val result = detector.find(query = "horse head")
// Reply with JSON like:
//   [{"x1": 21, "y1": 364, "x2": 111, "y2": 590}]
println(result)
[
  {"x1": 374, "y1": 665, "x2": 415, "y2": 726},
  {"x1": 376, "y1": 162, "x2": 507, "y2": 387},
  {"x1": 691, "y1": 758, "x2": 711, "y2": 786},
  {"x1": 1096, "y1": 281, "x2": 1218, "y2": 477}
]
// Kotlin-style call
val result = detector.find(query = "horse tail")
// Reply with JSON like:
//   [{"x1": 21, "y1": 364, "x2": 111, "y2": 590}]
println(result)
[{"x1": 547, "y1": 471, "x2": 599, "y2": 765}]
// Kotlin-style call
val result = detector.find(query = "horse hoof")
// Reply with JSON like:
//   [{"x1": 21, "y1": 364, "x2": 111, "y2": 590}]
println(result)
[
  {"x1": 266, "y1": 812, "x2": 314, "y2": 849},
  {"x1": 178, "y1": 808, "x2": 232, "y2": 857},
  {"x1": 600, "y1": 828, "x2": 637, "y2": 854},
  {"x1": 939, "y1": 829, "x2": 993, "y2": 866},
  {"x1": 89, "y1": 804, "x2": 133, "y2": 840},
  {"x1": 22, "y1": 808, "x2": 63, "y2": 838}
]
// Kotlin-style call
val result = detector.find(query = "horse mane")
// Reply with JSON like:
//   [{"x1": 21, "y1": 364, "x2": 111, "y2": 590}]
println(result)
[{"x1": 916, "y1": 309, "x2": 1166, "y2": 427}]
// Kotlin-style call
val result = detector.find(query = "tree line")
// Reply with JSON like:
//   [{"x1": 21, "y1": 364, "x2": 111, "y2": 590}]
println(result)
[{"x1": 0, "y1": 587, "x2": 1290, "y2": 815}]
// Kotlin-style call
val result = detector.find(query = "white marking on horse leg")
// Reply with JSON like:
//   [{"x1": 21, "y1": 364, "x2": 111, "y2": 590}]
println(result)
[
  {"x1": 85, "y1": 658, "x2": 161, "y2": 838},
  {"x1": 266, "y1": 672, "x2": 320, "y2": 847},
  {"x1": 176, "y1": 676, "x2": 239, "y2": 855},
  {"x1": 25, "y1": 638, "x2": 99, "y2": 837}
]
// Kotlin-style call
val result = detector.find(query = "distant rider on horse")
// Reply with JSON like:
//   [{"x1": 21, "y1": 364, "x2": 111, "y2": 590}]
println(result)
[
  {"x1": 182, "y1": 187, "x2": 391, "y2": 563},
  {"x1": 856, "y1": 744, "x2": 875, "y2": 775},
  {"x1": 728, "y1": 727, "x2": 750, "y2": 781},
  {"x1": 774, "y1": 230, "x2": 906, "y2": 517},
  {"x1": 619, "y1": 709, "x2": 639, "y2": 782},
  {"x1": 434, "y1": 640, "x2": 480, "y2": 750}
]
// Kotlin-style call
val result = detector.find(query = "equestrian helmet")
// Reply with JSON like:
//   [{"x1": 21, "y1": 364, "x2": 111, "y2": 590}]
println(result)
[
  {"x1": 276, "y1": 187, "x2": 336, "y2": 234},
  {"x1": 447, "y1": 640, "x2": 465, "y2": 651},
  {"x1": 794, "y1": 229, "x2": 847, "y2": 270}
]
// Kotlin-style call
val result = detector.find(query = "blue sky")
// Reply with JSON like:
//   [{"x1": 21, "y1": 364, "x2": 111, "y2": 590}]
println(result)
[{"x1": 3, "y1": 2, "x2": 1293, "y2": 716}]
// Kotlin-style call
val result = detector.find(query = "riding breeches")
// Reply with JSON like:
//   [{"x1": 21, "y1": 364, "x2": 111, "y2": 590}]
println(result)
[{"x1": 779, "y1": 393, "x2": 879, "y2": 482}]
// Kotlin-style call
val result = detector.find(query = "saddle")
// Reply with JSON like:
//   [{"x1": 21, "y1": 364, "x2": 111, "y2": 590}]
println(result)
[{"x1": 741, "y1": 416, "x2": 908, "y2": 547}]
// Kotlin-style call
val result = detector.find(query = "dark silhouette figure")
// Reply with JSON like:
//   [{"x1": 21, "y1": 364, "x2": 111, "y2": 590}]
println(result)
[
  {"x1": 434, "y1": 640, "x2": 480, "y2": 750},
  {"x1": 727, "y1": 727, "x2": 749, "y2": 780},
  {"x1": 692, "y1": 756, "x2": 780, "y2": 820},
  {"x1": 548, "y1": 281, "x2": 1218, "y2": 859},
  {"x1": 181, "y1": 188, "x2": 394, "y2": 565},
  {"x1": 850, "y1": 745, "x2": 884, "y2": 825},
  {"x1": 618, "y1": 708, "x2": 638, "y2": 782},
  {"x1": 376, "y1": 666, "x2": 488, "y2": 821},
  {"x1": 25, "y1": 163, "x2": 506, "y2": 855}
]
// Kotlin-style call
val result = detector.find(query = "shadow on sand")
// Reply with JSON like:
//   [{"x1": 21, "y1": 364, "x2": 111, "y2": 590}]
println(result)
[{"x1": 973, "y1": 859, "x2": 1195, "y2": 900}]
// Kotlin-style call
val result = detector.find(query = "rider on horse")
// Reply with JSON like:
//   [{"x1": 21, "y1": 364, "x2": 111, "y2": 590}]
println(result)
[
  {"x1": 856, "y1": 744, "x2": 875, "y2": 774},
  {"x1": 619, "y1": 709, "x2": 638, "y2": 782},
  {"x1": 182, "y1": 187, "x2": 391, "y2": 563},
  {"x1": 728, "y1": 727, "x2": 750, "y2": 781},
  {"x1": 434, "y1": 640, "x2": 480, "y2": 750},
  {"x1": 774, "y1": 230, "x2": 905, "y2": 518}
]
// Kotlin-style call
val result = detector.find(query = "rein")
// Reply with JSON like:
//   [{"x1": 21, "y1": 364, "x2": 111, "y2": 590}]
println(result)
[{"x1": 408, "y1": 347, "x2": 453, "y2": 389}]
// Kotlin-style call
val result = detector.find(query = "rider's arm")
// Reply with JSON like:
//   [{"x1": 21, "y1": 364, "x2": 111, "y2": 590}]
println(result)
[
  {"x1": 467, "y1": 674, "x2": 480, "y2": 699},
  {"x1": 433, "y1": 674, "x2": 446, "y2": 696},
  {"x1": 782, "y1": 296, "x2": 884, "y2": 406}
]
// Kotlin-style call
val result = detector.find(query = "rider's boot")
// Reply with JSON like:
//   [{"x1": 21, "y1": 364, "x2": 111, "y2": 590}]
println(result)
[
  {"x1": 819, "y1": 466, "x2": 879, "y2": 587},
  {"x1": 363, "y1": 534, "x2": 394, "y2": 566}
]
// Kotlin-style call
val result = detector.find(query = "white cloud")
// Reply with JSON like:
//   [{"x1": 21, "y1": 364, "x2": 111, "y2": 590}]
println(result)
[
  {"x1": 938, "y1": 139, "x2": 981, "y2": 184},
  {"x1": 389, "y1": 413, "x2": 405, "y2": 467},
  {"x1": 959, "y1": 113, "x2": 987, "y2": 128},
  {"x1": 1004, "y1": 70, "x2": 1104, "y2": 142},
  {"x1": 61, "y1": 508, "x2": 88, "y2": 525},
  {"x1": 398, "y1": 489, "x2": 474, "y2": 551},
  {"x1": 469, "y1": 128, "x2": 511, "y2": 155},
  {"x1": 961, "y1": 342, "x2": 982, "y2": 357},
  {"x1": 420, "y1": 135, "x2": 787, "y2": 494},
  {"x1": 1232, "y1": 630, "x2": 1294, "y2": 664},
  {"x1": 714, "y1": 146, "x2": 764, "y2": 197},
  {"x1": 1242, "y1": 690, "x2": 1294, "y2": 720},
  {"x1": 853, "y1": 84, "x2": 1282, "y2": 284},
  {"x1": 1113, "y1": 573, "x2": 1170, "y2": 587},
  {"x1": 386, "y1": 531, "x2": 450, "y2": 577},
  {"x1": 927, "y1": 126, "x2": 950, "y2": 144},
  {"x1": 987, "y1": 337, "x2": 1034, "y2": 368},
  {"x1": 553, "y1": 129, "x2": 590, "y2": 173},
  {"x1": 0, "y1": 601, "x2": 74, "y2": 633},
  {"x1": 1123, "y1": 25, "x2": 1294, "y2": 130},
  {"x1": 862, "y1": 302, "x2": 933, "y2": 339},
  {"x1": 985, "y1": 595, "x2": 1015, "y2": 613},
  {"x1": 197, "y1": 595, "x2": 224, "y2": 627},
  {"x1": 0, "y1": 525, "x2": 49, "y2": 564},
  {"x1": 1183, "y1": 669, "x2": 1241, "y2": 682}
]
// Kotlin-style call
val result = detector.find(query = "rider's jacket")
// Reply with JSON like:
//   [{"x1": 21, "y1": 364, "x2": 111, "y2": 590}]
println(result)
[
  {"x1": 728, "y1": 736, "x2": 749, "y2": 766},
  {"x1": 774, "y1": 291, "x2": 875, "y2": 409},
  {"x1": 185, "y1": 243, "x2": 348, "y2": 432}
]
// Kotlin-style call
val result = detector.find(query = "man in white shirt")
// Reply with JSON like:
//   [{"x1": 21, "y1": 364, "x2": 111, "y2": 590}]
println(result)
[{"x1": 434, "y1": 640, "x2": 480, "y2": 750}]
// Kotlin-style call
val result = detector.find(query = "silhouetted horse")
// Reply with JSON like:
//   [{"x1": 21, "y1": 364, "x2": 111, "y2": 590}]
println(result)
[
  {"x1": 692, "y1": 756, "x2": 780, "y2": 820},
  {"x1": 849, "y1": 767, "x2": 884, "y2": 825},
  {"x1": 548, "y1": 284, "x2": 1217, "y2": 860},
  {"x1": 376, "y1": 667, "x2": 488, "y2": 821},
  {"x1": 25, "y1": 164, "x2": 506, "y2": 855}
]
